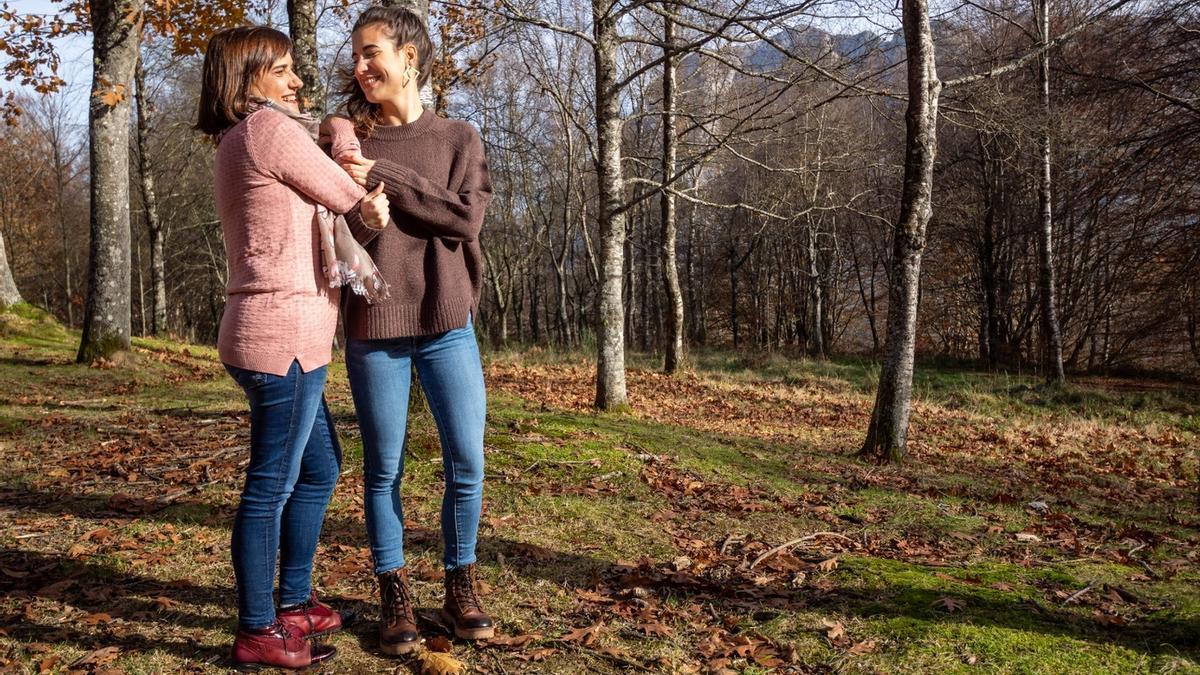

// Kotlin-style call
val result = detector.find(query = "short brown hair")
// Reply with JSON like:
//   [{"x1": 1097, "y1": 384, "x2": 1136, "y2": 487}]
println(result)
[
  {"x1": 195, "y1": 26, "x2": 292, "y2": 138},
  {"x1": 339, "y1": 6, "x2": 434, "y2": 136}
]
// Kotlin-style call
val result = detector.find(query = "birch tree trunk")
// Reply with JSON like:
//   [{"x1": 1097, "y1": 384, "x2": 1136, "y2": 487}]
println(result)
[
  {"x1": 660, "y1": 5, "x2": 684, "y2": 374},
  {"x1": 287, "y1": 0, "x2": 325, "y2": 116},
  {"x1": 78, "y1": 0, "x2": 143, "y2": 363},
  {"x1": 593, "y1": 0, "x2": 628, "y2": 409},
  {"x1": 859, "y1": 0, "x2": 940, "y2": 463},
  {"x1": 134, "y1": 54, "x2": 166, "y2": 336},
  {"x1": 1036, "y1": 0, "x2": 1066, "y2": 384},
  {"x1": 0, "y1": 229, "x2": 20, "y2": 306}
]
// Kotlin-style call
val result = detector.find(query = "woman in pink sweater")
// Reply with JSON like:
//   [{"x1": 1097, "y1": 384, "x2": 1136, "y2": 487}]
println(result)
[{"x1": 196, "y1": 26, "x2": 389, "y2": 671}]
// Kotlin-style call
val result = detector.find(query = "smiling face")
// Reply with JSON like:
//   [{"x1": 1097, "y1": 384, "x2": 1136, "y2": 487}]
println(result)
[
  {"x1": 351, "y1": 23, "x2": 418, "y2": 104},
  {"x1": 249, "y1": 52, "x2": 302, "y2": 114}
]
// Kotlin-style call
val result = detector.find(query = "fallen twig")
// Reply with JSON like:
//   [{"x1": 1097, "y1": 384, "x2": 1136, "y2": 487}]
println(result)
[
  {"x1": 1063, "y1": 584, "x2": 1095, "y2": 605},
  {"x1": 523, "y1": 459, "x2": 599, "y2": 473},
  {"x1": 750, "y1": 532, "x2": 853, "y2": 569}
]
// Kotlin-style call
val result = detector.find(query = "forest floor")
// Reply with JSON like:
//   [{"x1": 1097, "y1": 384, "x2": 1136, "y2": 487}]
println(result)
[{"x1": 0, "y1": 303, "x2": 1197, "y2": 674}]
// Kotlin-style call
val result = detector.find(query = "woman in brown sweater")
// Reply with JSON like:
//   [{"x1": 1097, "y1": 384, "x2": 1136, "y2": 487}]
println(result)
[{"x1": 328, "y1": 5, "x2": 494, "y2": 656}]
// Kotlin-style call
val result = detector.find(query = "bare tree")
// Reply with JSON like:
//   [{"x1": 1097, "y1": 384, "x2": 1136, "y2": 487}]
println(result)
[
  {"x1": 78, "y1": 0, "x2": 144, "y2": 363},
  {"x1": 859, "y1": 0, "x2": 940, "y2": 463},
  {"x1": 134, "y1": 53, "x2": 167, "y2": 335},
  {"x1": 1035, "y1": 0, "x2": 1064, "y2": 383},
  {"x1": 660, "y1": 2, "x2": 684, "y2": 373}
]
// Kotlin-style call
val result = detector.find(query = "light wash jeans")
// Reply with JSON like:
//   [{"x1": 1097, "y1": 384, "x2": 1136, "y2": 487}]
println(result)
[{"x1": 346, "y1": 319, "x2": 486, "y2": 573}]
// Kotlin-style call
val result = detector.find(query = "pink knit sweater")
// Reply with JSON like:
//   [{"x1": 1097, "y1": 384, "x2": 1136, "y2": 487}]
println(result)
[{"x1": 215, "y1": 108, "x2": 365, "y2": 376}]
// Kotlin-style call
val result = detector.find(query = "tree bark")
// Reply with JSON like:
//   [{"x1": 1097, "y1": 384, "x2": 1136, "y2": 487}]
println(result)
[
  {"x1": 660, "y1": 5, "x2": 684, "y2": 374},
  {"x1": 859, "y1": 0, "x2": 941, "y2": 463},
  {"x1": 0, "y1": 228, "x2": 20, "y2": 306},
  {"x1": 1036, "y1": 0, "x2": 1066, "y2": 384},
  {"x1": 287, "y1": 0, "x2": 325, "y2": 116},
  {"x1": 78, "y1": 0, "x2": 143, "y2": 363},
  {"x1": 134, "y1": 53, "x2": 166, "y2": 336},
  {"x1": 593, "y1": 0, "x2": 628, "y2": 409}
]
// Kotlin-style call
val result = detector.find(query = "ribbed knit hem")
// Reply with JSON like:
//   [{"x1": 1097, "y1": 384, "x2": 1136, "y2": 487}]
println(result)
[{"x1": 345, "y1": 295, "x2": 477, "y2": 340}]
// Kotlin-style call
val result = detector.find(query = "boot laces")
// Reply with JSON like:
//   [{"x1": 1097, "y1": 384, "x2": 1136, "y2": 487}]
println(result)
[
  {"x1": 450, "y1": 566, "x2": 481, "y2": 612},
  {"x1": 383, "y1": 572, "x2": 415, "y2": 624}
]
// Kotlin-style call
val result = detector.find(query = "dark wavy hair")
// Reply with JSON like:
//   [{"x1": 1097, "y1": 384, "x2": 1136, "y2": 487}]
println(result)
[
  {"x1": 195, "y1": 26, "x2": 293, "y2": 138},
  {"x1": 339, "y1": 6, "x2": 434, "y2": 136}
]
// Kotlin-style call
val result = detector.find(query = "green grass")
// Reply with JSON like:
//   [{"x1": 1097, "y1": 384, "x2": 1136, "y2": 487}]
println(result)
[{"x1": 1, "y1": 307, "x2": 1197, "y2": 673}]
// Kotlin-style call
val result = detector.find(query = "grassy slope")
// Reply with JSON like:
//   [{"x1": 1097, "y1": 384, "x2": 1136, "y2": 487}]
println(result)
[{"x1": 0, "y1": 305, "x2": 1197, "y2": 674}]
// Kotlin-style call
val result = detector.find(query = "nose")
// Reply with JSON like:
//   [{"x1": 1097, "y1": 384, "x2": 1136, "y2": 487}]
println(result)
[
  {"x1": 354, "y1": 60, "x2": 369, "y2": 77},
  {"x1": 290, "y1": 73, "x2": 303, "y2": 91}
]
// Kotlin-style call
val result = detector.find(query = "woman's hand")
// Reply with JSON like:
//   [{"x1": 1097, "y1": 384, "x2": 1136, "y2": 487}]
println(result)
[
  {"x1": 359, "y1": 182, "x2": 390, "y2": 230},
  {"x1": 341, "y1": 152, "x2": 376, "y2": 187}
]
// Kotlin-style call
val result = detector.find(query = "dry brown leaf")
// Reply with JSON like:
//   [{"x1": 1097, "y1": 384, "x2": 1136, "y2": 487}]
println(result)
[
  {"x1": 848, "y1": 639, "x2": 877, "y2": 654},
  {"x1": 414, "y1": 649, "x2": 466, "y2": 675},
  {"x1": 70, "y1": 646, "x2": 120, "y2": 668},
  {"x1": 816, "y1": 557, "x2": 839, "y2": 572},
  {"x1": 426, "y1": 635, "x2": 453, "y2": 652},
  {"x1": 560, "y1": 622, "x2": 602, "y2": 645},
  {"x1": 637, "y1": 621, "x2": 672, "y2": 637},
  {"x1": 486, "y1": 633, "x2": 540, "y2": 648},
  {"x1": 518, "y1": 647, "x2": 557, "y2": 661},
  {"x1": 933, "y1": 596, "x2": 965, "y2": 613}
]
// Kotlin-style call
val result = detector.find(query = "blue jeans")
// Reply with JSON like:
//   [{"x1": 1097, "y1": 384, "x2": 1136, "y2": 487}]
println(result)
[
  {"x1": 225, "y1": 361, "x2": 342, "y2": 629},
  {"x1": 346, "y1": 320, "x2": 486, "y2": 573}
]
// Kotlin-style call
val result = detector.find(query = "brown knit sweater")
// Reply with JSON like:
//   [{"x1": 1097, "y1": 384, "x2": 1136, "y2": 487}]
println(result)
[{"x1": 342, "y1": 109, "x2": 491, "y2": 339}]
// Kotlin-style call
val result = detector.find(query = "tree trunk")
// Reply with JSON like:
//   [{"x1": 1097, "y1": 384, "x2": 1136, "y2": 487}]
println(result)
[
  {"x1": 859, "y1": 0, "x2": 941, "y2": 463},
  {"x1": 135, "y1": 54, "x2": 166, "y2": 336},
  {"x1": 660, "y1": 7, "x2": 684, "y2": 374},
  {"x1": 287, "y1": 0, "x2": 325, "y2": 116},
  {"x1": 78, "y1": 0, "x2": 143, "y2": 363},
  {"x1": 593, "y1": 1, "x2": 628, "y2": 410},
  {"x1": 0, "y1": 229, "x2": 20, "y2": 306},
  {"x1": 1036, "y1": 0, "x2": 1066, "y2": 384}
]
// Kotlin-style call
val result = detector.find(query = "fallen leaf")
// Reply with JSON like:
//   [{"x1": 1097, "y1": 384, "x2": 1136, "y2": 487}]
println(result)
[
  {"x1": 848, "y1": 639, "x2": 877, "y2": 654},
  {"x1": 486, "y1": 632, "x2": 540, "y2": 648},
  {"x1": 816, "y1": 557, "x2": 839, "y2": 572},
  {"x1": 70, "y1": 646, "x2": 120, "y2": 669},
  {"x1": 414, "y1": 649, "x2": 466, "y2": 675},
  {"x1": 933, "y1": 596, "x2": 965, "y2": 613},
  {"x1": 1015, "y1": 532, "x2": 1041, "y2": 543},
  {"x1": 426, "y1": 635, "x2": 453, "y2": 652},
  {"x1": 560, "y1": 622, "x2": 602, "y2": 645},
  {"x1": 637, "y1": 621, "x2": 672, "y2": 637}
]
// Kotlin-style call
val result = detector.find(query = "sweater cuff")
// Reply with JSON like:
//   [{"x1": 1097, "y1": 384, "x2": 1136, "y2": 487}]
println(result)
[
  {"x1": 368, "y1": 158, "x2": 412, "y2": 198},
  {"x1": 345, "y1": 202, "x2": 383, "y2": 245}
]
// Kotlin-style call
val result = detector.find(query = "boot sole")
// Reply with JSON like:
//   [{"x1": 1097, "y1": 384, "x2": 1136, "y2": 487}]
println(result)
[
  {"x1": 439, "y1": 609, "x2": 495, "y2": 640},
  {"x1": 233, "y1": 645, "x2": 337, "y2": 672},
  {"x1": 379, "y1": 638, "x2": 421, "y2": 656}
]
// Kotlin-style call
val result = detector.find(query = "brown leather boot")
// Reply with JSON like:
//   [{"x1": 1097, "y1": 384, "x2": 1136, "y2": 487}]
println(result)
[
  {"x1": 440, "y1": 564, "x2": 494, "y2": 640},
  {"x1": 377, "y1": 568, "x2": 421, "y2": 655}
]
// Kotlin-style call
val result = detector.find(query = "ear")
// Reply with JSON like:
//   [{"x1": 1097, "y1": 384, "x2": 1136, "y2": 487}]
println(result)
[{"x1": 403, "y1": 43, "x2": 420, "y2": 69}]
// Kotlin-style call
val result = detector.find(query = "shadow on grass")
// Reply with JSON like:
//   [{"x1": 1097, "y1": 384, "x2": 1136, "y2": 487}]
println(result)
[{"x1": 4, "y1": 484, "x2": 1199, "y2": 664}]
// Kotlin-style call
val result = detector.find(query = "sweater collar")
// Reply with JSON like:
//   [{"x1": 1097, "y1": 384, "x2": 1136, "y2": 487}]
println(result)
[{"x1": 369, "y1": 108, "x2": 435, "y2": 141}]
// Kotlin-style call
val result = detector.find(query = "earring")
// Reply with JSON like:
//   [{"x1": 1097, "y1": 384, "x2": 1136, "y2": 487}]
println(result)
[{"x1": 401, "y1": 65, "x2": 420, "y2": 88}]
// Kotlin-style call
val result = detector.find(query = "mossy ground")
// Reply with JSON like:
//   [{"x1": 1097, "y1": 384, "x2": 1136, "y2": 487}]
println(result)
[{"x1": 1, "y1": 306, "x2": 1197, "y2": 673}]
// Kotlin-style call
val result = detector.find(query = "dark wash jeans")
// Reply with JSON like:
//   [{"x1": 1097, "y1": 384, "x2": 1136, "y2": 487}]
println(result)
[{"x1": 225, "y1": 360, "x2": 341, "y2": 629}]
